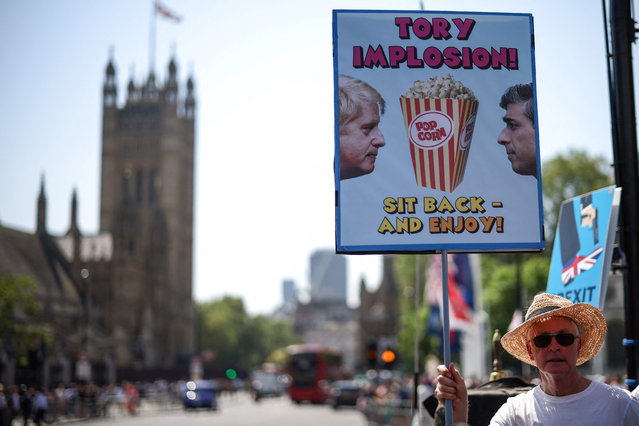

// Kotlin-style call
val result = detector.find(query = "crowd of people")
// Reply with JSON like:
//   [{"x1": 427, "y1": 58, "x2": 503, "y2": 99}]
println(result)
[
  {"x1": 0, "y1": 379, "x2": 186, "y2": 425},
  {"x1": 355, "y1": 372, "x2": 433, "y2": 426}
]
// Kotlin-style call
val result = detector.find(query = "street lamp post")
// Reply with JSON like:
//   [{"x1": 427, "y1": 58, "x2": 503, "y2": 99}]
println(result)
[
  {"x1": 81, "y1": 268, "x2": 91, "y2": 353},
  {"x1": 77, "y1": 268, "x2": 92, "y2": 384}
]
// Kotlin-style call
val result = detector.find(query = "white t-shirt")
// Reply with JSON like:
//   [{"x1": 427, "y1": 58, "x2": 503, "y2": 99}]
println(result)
[{"x1": 490, "y1": 380, "x2": 639, "y2": 426}]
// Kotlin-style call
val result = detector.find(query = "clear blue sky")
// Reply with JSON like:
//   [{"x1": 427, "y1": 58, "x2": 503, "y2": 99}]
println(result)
[{"x1": 0, "y1": 0, "x2": 626, "y2": 314}]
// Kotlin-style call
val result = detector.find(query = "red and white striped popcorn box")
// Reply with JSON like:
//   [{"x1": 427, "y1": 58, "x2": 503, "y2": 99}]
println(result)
[{"x1": 400, "y1": 96, "x2": 479, "y2": 192}]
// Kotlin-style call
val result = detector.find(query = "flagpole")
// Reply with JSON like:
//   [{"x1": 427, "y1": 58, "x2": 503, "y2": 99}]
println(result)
[
  {"x1": 441, "y1": 250, "x2": 453, "y2": 426},
  {"x1": 149, "y1": 0, "x2": 157, "y2": 75}
]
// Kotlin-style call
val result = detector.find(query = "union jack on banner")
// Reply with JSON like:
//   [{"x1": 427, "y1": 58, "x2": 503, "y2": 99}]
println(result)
[{"x1": 561, "y1": 246, "x2": 604, "y2": 285}]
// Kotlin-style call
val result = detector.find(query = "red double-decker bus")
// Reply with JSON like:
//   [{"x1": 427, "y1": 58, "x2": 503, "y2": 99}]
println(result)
[{"x1": 286, "y1": 344, "x2": 343, "y2": 404}]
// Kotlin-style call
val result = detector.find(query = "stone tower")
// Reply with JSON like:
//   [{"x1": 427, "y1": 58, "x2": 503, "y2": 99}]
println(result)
[
  {"x1": 100, "y1": 55, "x2": 196, "y2": 367},
  {"x1": 359, "y1": 255, "x2": 399, "y2": 369}
]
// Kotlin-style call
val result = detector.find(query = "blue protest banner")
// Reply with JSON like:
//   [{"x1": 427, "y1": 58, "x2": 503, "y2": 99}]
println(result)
[{"x1": 546, "y1": 185, "x2": 621, "y2": 308}]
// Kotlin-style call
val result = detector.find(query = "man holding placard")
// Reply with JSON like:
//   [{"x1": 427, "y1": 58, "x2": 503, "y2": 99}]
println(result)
[{"x1": 435, "y1": 293, "x2": 639, "y2": 425}]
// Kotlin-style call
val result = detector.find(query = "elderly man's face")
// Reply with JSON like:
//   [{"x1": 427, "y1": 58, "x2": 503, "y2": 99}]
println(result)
[
  {"x1": 526, "y1": 317, "x2": 581, "y2": 377},
  {"x1": 340, "y1": 101, "x2": 385, "y2": 180},
  {"x1": 497, "y1": 102, "x2": 537, "y2": 177}
]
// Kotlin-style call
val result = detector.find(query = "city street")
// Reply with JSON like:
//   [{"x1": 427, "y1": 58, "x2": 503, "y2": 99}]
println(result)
[{"x1": 86, "y1": 392, "x2": 369, "y2": 426}]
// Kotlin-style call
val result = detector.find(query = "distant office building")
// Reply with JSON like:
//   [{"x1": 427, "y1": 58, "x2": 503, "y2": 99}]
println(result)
[
  {"x1": 290, "y1": 250, "x2": 355, "y2": 371},
  {"x1": 282, "y1": 279, "x2": 297, "y2": 305},
  {"x1": 309, "y1": 249, "x2": 346, "y2": 304},
  {"x1": 271, "y1": 279, "x2": 298, "y2": 320}
]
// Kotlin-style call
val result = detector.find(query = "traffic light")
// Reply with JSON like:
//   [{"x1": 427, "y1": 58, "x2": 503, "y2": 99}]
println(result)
[
  {"x1": 366, "y1": 340, "x2": 378, "y2": 369},
  {"x1": 381, "y1": 347, "x2": 396, "y2": 369}
]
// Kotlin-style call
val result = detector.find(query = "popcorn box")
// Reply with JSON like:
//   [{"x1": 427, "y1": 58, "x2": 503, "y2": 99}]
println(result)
[{"x1": 400, "y1": 95, "x2": 479, "y2": 192}]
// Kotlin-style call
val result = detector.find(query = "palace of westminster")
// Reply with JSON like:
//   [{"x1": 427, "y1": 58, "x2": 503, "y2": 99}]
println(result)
[{"x1": 0, "y1": 55, "x2": 197, "y2": 385}]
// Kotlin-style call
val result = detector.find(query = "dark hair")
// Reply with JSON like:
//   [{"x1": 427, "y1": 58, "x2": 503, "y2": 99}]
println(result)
[{"x1": 499, "y1": 83, "x2": 534, "y2": 124}]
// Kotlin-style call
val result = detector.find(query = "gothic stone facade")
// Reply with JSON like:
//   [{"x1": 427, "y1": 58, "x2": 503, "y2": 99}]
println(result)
[
  {"x1": 0, "y1": 56, "x2": 197, "y2": 387},
  {"x1": 358, "y1": 255, "x2": 400, "y2": 371},
  {"x1": 99, "y1": 56, "x2": 196, "y2": 367}
]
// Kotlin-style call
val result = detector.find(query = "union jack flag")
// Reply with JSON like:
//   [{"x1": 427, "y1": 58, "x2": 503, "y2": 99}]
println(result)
[
  {"x1": 155, "y1": 1, "x2": 181, "y2": 22},
  {"x1": 426, "y1": 254, "x2": 474, "y2": 331},
  {"x1": 561, "y1": 246, "x2": 604, "y2": 285}
]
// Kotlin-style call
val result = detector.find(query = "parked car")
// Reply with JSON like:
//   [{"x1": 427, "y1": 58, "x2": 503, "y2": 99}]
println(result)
[
  {"x1": 328, "y1": 380, "x2": 362, "y2": 409},
  {"x1": 182, "y1": 380, "x2": 218, "y2": 410},
  {"x1": 251, "y1": 370, "x2": 284, "y2": 401}
]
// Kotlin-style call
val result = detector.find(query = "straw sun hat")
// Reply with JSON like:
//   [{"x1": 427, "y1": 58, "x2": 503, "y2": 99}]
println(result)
[{"x1": 500, "y1": 293, "x2": 607, "y2": 367}]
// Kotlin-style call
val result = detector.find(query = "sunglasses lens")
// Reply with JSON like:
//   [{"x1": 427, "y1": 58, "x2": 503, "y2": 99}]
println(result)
[
  {"x1": 532, "y1": 334, "x2": 576, "y2": 348},
  {"x1": 533, "y1": 335, "x2": 551, "y2": 347},
  {"x1": 556, "y1": 333, "x2": 575, "y2": 346}
]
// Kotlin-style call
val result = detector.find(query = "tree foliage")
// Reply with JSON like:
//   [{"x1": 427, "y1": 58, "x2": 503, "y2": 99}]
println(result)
[
  {"x1": 0, "y1": 269, "x2": 44, "y2": 365},
  {"x1": 195, "y1": 296, "x2": 300, "y2": 373},
  {"x1": 393, "y1": 255, "x2": 440, "y2": 372},
  {"x1": 481, "y1": 254, "x2": 549, "y2": 336}
]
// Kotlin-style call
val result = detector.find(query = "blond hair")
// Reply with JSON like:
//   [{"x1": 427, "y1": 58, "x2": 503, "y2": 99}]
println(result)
[{"x1": 338, "y1": 75, "x2": 385, "y2": 131}]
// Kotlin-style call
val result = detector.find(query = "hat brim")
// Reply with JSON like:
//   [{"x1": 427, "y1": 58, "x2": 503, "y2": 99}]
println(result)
[{"x1": 500, "y1": 303, "x2": 607, "y2": 367}]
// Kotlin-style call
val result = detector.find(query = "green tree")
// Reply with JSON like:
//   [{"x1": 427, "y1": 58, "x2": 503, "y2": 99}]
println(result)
[
  {"x1": 482, "y1": 255, "x2": 549, "y2": 332},
  {"x1": 195, "y1": 296, "x2": 300, "y2": 373},
  {"x1": 0, "y1": 269, "x2": 44, "y2": 365},
  {"x1": 197, "y1": 296, "x2": 248, "y2": 367},
  {"x1": 481, "y1": 254, "x2": 550, "y2": 371}
]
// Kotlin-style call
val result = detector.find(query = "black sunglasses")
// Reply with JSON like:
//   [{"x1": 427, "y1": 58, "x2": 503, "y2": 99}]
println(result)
[{"x1": 531, "y1": 333, "x2": 578, "y2": 348}]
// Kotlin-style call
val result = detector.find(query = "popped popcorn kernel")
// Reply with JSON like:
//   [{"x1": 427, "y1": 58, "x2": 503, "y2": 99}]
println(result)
[{"x1": 403, "y1": 74, "x2": 476, "y2": 101}]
